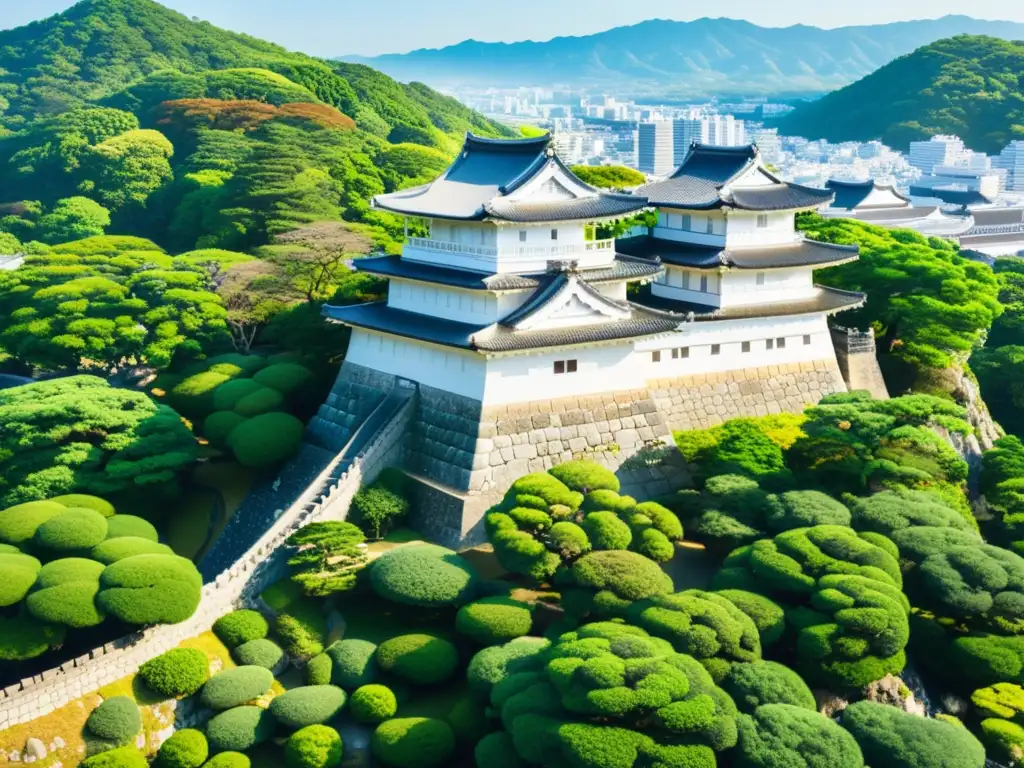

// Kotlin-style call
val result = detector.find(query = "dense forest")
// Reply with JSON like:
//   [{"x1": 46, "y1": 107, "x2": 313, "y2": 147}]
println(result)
[{"x1": 778, "y1": 35, "x2": 1024, "y2": 153}]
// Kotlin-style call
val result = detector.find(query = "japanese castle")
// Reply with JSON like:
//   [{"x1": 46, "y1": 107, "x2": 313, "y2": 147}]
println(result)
[
  {"x1": 821, "y1": 178, "x2": 975, "y2": 238},
  {"x1": 318, "y1": 135, "x2": 868, "y2": 543}
]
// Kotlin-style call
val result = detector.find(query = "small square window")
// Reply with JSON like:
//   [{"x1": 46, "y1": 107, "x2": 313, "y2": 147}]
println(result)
[
  {"x1": 652, "y1": 350, "x2": 662, "y2": 363},
  {"x1": 777, "y1": 337, "x2": 786, "y2": 349},
  {"x1": 551, "y1": 229, "x2": 558, "y2": 241},
  {"x1": 671, "y1": 348, "x2": 679, "y2": 360},
  {"x1": 766, "y1": 339, "x2": 774, "y2": 350},
  {"x1": 742, "y1": 341, "x2": 751, "y2": 353},
  {"x1": 680, "y1": 347, "x2": 690, "y2": 359},
  {"x1": 519, "y1": 230, "x2": 527, "y2": 242},
  {"x1": 756, "y1": 272, "x2": 765, "y2": 286},
  {"x1": 554, "y1": 361, "x2": 565, "y2": 374},
  {"x1": 700, "y1": 275, "x2": 709, "y2": 293},
  {"x1": 567, "y1": 359, "x2": 578, "y2": 373},
  {"x1": 711, "y1": 344, "x2": 721, "y2": 356},
  {"x1": 803, "y1": 334, "x2": 812, "y2": 346},
  {"x1": 757, "y1": 214, "x2": 769, "y2": 228}
]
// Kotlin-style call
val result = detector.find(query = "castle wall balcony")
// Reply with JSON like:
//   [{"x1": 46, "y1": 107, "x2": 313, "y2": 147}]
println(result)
[{"x1": 403, "y1": 237, "x2": 616, "y2": 274}]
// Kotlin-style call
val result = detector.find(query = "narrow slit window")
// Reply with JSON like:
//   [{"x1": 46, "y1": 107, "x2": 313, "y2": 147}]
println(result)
[
  {"x1": 777, "y1": 337, "x2": 786, "y2": 349},
  {"x1": 766, "y1": 339, "x2": 774, "y2": 350},
  {"x1": 803, "y1": 334, "x2": 812, "y2": 346},
  {"x1": 680, "y1": 347, "x2": 690, "y2": 358},
  {"x1": 700, "y1": 275, "x2": 709, "y2": 293},
  {"x1": 706, "y1": 218, "x2": 715, "y2": 234},
  {"x1": 756, "y1": 272, "x2": 766, "y2": 286},
  {"x1": 741, "y1": 341, "x2": 751, "y2": 353},
  {"x1": 652, "y1": 350, "x2": 662, "y2": 363},
  {"x1": 711, "y1": 344, "x2": 721, "y2": 356},
  {"x1": 757, "y1": 214, "x2": 769, "y2": 228},
  {"x1": 519, "y1": 230, "x2": 527, "y2": 242},
  {"x1": 551, "y1": 229, "x2": 558, "y2": 241},
  {"x1": 672, "y1": 348, "x2": 679, "y2": 359}
]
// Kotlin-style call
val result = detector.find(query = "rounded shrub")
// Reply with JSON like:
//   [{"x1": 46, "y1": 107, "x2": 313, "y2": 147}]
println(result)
[
  {"x1": 724, "y1": 661, "x2": 816, "y2": 713},
  {"x1": 370, "y1": 543, "x2": 479, "y2": 608},
  {"x1": 0, "y1": 500, "x2": 66, "y2": 546},
  {"x1": 371, "y1": 717, "x2": 455, "y2": 768},
  {"x1": 715, "y1": 589, "x2": 786, "y2": 647},
  {"x1": 275, "y1": 599, "x2": 328, "y2": 659},
  {"x1": 269, "y1": 685, "x2": 347, "y2": 730},
  {"x1": 489, "y1": 527, "x2": 561, "y2": 582},
  {"x1": 548, "y1": 460, "x2": 620, "y2": 493},
  {"x1": 227, "y1": 412, "x2": 305, "y2": 468},
  {"x1": 202, "y1": 753, "x2": 250, "y2": 768},
  {"x1": 285, "y1": 724, "x2": 343, "y2": 768},
  {"x1": 200, "y1": 666, "x2": 275, "y2": 710},
  {"x1": 203, "y1": 411, "x2": 248, "y2": 447},
  {"x1": 253, "y1": 362, "x2": 315, "y2": 394},
  {"x1": 547, "y1": 522, "x2": 590, "y2": 559},
  {"x1": 205, "y1": 353, "x2": 267, "y2": 375},
  {"x1": 156, "y1": 728, "x2": 208, "y2": 768},
  {"x1": 205, "y1": 706, "x2": 276, "y2": 753},
  {"x1": 51, "y1": 494, "x2": 116, "y2": 517},
  {"x1": 466, "y1": 636, "x2": 551, "y2": 699},
  {"x1": 326, "y1": 638, "x2": 377, "y2": 687},
  {"x1": 581, "y1": 511, "x2": 631, "y2": 550},
  {"x1": 841, "y1": 700, "x2": 985, "y2": 768},
  {"x1": 212, "y1": 379, "x2": 265, "y2": 412},
  {"x1": 583, "y1": 489, "x2": 636, "y2": 515},
  {"x1": 447, "y1": 693, "x2": 491, "y2": 743},
  {"x1": 91, "y1": 537, "x2": 173, "y2": 564},
  {"x1": 0, "y1": 552, "x2": 41, "y2": 607},
  {"x1": 26, "y1": 557, "x2": 105, "y2": 628},
  {"x1": 565, "y1": 549, "x2": 674, "y2": 619},
  {"x1": 633, "y1": 527, "x2": 675, "y2": 562},
  {"x1": 890, "y1": 526, "x2": 980, "y2": 564},
  {"x1": 972, "y1": 682, "x2": 1024, "y2": 721},
  {"x1": 915, "y1": 544, "x2": 1024, "y2": 627},
  {"x1": 980, "y1": 718, "x2": 1024, "y2": 767},
  {"x1": 233, "y1": 638, "x2": 285, "y2": 670},
  {"x1": 506, "y1": 506, "x2": 551, "y2": 532},
  {"x1": 80, "y1": 746, "x2": 148, "y2": 768},
  {"x1": 139, "y1": 647, "x2": 209, "y2": 698},
  {"x1": 474, "y1": 732, "x2": 526, "y2": 768},
  {"x1": 213, "y1": 610, "x2": 269, "y2": 648},
  {"x1": 105, "y1": 515, "x2": 159, "y2": 542},
  {"x1": 848, "y1": 489, "x2": 977, "y2": 537},
  {"x1": 260, "y1": 578, "x2": 303, "y2": 613},
  {"x1": 97, "y1": 553, "x2": 202, "y2": 625},
  {"x1": 306, "y1": 653, "x2": 332, "y2": 686},
  {"x1": 350, "y1": 684, "x2": 397, "y2": 724},
  {"x1": 0, "y1": 614, "x2": 66, "y2": 661},
  {"x1": 234, "y1": 387, "x2": 285, "y2": 417},
  {"x1": 171, "y1": 371, "x2": 233, "y2": 417},
  {"x1": 505, "y1": 473, "x2": 581, "y2": 510},
  {"x1": 86, "y1": 696, "x2": 142, "y2": 745},
  {"x1": 634, "y1": 501, "x2": 684, "y2": 540},
  {"x1": 456, "y1": 597, "x2": 533, "y2": 645},
  {"x1": 34, "y1": 507, "x2": 108, "y2": 552},
  {"x1": 735, "y1": 703, "x2": 864, "y2": 768},
  {"x1": 376, "y1": 634, "x2": 459, "y2": 685},
  {"x1": 764, "y1": 490, "x2": 852, "y2": 533}
]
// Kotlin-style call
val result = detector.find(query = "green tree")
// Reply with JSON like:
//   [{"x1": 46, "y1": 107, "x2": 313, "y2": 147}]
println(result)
[
  {"x1": 81, "y1": 129, "x2": 174, "y2": 210},
  {"x1": 35, "y1": 197, "x2": 111, "y2": 244},
  {"x1": 285, "y1": 521, "x2": 368, "y2": 597},
  {"x1": 570, "y1": 164, "x2": 646, "y2": 189}
]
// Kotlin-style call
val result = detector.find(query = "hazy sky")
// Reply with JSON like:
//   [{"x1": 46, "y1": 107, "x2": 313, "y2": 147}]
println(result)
[{"x1": 3, "y1": 0, "x2": 1023, "y2": 57}]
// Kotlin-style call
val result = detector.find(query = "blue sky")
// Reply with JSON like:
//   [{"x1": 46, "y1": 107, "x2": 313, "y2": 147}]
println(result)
[{"x1": 3, "y1": 0, "x2": 1024, "y2": 56}]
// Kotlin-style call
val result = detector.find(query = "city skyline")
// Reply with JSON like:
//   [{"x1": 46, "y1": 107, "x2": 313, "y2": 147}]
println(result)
[{"x1": 3, "y1": 0, "x2": 1024, "y2": 57}]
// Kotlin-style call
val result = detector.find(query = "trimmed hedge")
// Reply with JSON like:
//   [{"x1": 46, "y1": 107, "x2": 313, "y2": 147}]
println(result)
[
  {"x1": 269, "y1": 685, "x2": 347, "y2": 730},
  {"x1": 326, "y1": 638, "x2": 378, "y2": 687},
  {"x1": 581, "y1": 511, "x2": 632, "y2": 550},
  {"x1": 306, "y1": 653, "x2": 332, "y2": 686},
  {"x1": 253, "y1": 362, "x2": 314, "y2": 394},
  {"x1": 764, "y1": 490, "x2": 852, "y2": 533},
  {"x1": 0, "y1": 552, "x2": 41, "y2": 607},
  {"x1": 547, "y1": 522, "x2": 590, "y2": 559},
  {"x1": 227, "y1": 412, "x2": 305, "y2": 468},
  {"x1": 86, "y1": 696, "x2": 141, "y2": 745},
  {"x1": 724, "y1": 661, "x2": 817, "y2": 713},
  {"x1": 96, "y1": 553, "x2": 203, "y2": 625},
  {"x1": 0, "y1": 500, "x2": 66, "y2": 546},
  {"x1": 370, "y1": 544, "x2": 479, "y2": 608},
  {"x1": 91, "y1": 537, "x2": 173, "y2": 564},
  {"x1": 105, "y1": 515, "x2": 159, "y2": 542},
  {"x1": 34, "y1": 507, "x2": 109, "y2": 552},
  {"x1": 735, "y1": 703, "x2": 864, "y2": 768},
  {"x1": 260, "y1": 578, "x2": 303, "y2": 613},
  {"x1": 213, "y1": 610, "x2": 269, "y2": 648},
  {"x1": 212, "y1": 379, "x2": 265, "y2": 411},
  {"x1": 350, "y1": 684, "x2": 397, "y2": 724},
  {"x1": 139, "y1": 647, "x2": 209, "y2": 698},
  {"x1": 0, "y1": 614, "x2": 66, "y2": 661},
  {"x1": 200, "y1": 666, "x2": 275, "y2": 710},
  {"x1": 371, "y1": 717, "x2": 455, "y2": 768},
  {"x1": 980, "y1": 719, "x2": 1024, "y2": 767},
  {"x1": 548, "y1": 461, "x2": 620, "y2": 493},
  {"x1": 202, "y1": 753, "x2": 250, "y2": 768},
  {"x1": 716, "y1": 589, "x2": 786, "y2": 647},
  {"x1": 376, "y1": 634, "x2": 459, "y2": 685},
  {"x1": 564, "y1": 549, "x2": 674, "y2": 618},
  {"x1": 233, "y1": 639, "x2": 285, "y2": 670},
  {"x1": 275, "y1": 599, "x2": 327, "y2": 659},
  {"x1": 80, "y1": 747, "x2": 148, "y2": 768},
  {"x1": 156, "y1": 729, "x2": 208, "y2": 768},
  {"x1": 205, "y1": 706, "x2": 276, "y2": 752},
  {"x1": 634, "y1": 500, "x2": 684, "y2": 540},
  {"x1": 456, "y1": 597, "x2": 533, "y2": 645},
  {"x1": 234, "y1": 387, "x2": 285, "y2": 417},
  {"x1": 466, "y1": 636, "x2": 551, "y2": 699},
  {"x1": 474, "y1": 732, "x2": 525, "y2": 768},
  {"x1": 285, "y1": 725, "x2": 343, "y2": 768},
  {"x1": 171, "y1": 371, "x2": 233, "y2": 417},
  {"x1": 915, "y1": 544, "x2": 1024, "y2": 628},
  {"x1": 506, "y1": 473, "x2": 582, "y2": 510},
  {"x1": 848, "y1": 489, "x2": 977, "y2": 537},
  {"x1": 203, "y1": 411, "x2": 247, "y2": 447},
  {"x1": 26, "y1": 557, "x2": 105, "y2": 627},
  {"x1": 51, "y1": 494, "x2": 116, "y2": 517}
]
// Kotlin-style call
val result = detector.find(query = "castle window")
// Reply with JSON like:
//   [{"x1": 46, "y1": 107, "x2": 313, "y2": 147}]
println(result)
[
  {"x1": 680, "y1": 347, "x2": 690, "y2": 358},
  {"x1": 554, "y1": 359, "x2": 577, "y2": 374},
  {"x1": 711, "y1": 344, "x2": 721, "y2": 356},
  {"x1": 706, "y1": 218, "x2": 715, "y2": 234},
  {"x1": 567, "y1": 360, "x2": 578, "y2": 373},
  {"x1": 519, "y1": 230, "x2": 527, "y2": 242},
  {"x1": 756, "y1": 272, "x2": 766, "y2": 286},
  {"x1": 742, "y1": 341, "x2": 751, "y2": 353},
  {"x1": 554, "y1": 361, "x2": 565, "y2": 374},
  {"x1": 803, "y1": 334, "x2": 812, "y2": 345},
  {"x1": 757, "y1": 214, "x2": 769, "y2": 229},
  {"x1": 766, "y1": 339, "x2": 775, "y2": 350},
  {"x1": 699, "y1": 275, "x2": 709, "y2": 293},
  {"x1": 652, "y1": 350, "x2": 662, "y2": 363},
  {"x1": 551, "y1": 229, "x2": 558, "y2": 241},
  {"x1": 681, "y1": 214, "x2": 692, "y2": 230},
  {"x1": 777, "y1": 337, "x2": 787, "y2": 349}
]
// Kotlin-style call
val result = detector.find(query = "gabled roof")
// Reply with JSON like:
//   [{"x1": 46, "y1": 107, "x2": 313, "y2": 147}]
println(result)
[
  {"x1": 970, "y1": 207, "x2": 1024, "y2": 228},
  {"x1": 616, "y1": 235, "x2": 858, "y2": 270},
  {"x1": 637, "y1": 143, "x2": 833, "y2": 211},
  {"x1": 372, "y1": 132, "x2": 647, "y2": 223},
  {"x1": 634, "y1": 285, "x2": 866, "y2": 321},
  {"x1": 826, "y1": 179, "x2": 910, "y2": 210},
  {"x1": 909, "y1": 186, "x2": 995, "y2": 208}
]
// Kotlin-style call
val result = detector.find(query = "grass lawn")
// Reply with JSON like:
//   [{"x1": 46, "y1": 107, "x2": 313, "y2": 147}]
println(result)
[{"x1": 365, "y1": 526, "x2": 423, "y2": 558}]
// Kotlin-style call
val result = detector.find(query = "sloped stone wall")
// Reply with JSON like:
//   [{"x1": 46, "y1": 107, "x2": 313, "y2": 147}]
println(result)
[{"x1": 307, "y1": 361, "x2": 397, "y2": 451}]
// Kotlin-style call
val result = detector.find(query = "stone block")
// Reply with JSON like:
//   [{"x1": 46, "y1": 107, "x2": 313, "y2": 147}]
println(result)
[
  {"x1": 568, "y1": 437, "x2": 589, "y2": 453},
  {"x1": 528, "y1": 429, "x2": 546, "y2": 445},
  {"x1": 513, "y1": 443, "x2": 538, "y2": 460},
  {"x1": 615, "y1": 428, "x2": 640, "y2": 448},
  {"x1": 493, "y1": 435, "x2": 512, "y2": 449},
  {"x1": 532, "y1": 413, "x2": 552, "y2": 429}
]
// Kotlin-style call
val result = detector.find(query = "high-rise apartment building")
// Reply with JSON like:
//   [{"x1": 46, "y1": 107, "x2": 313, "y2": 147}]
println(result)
[
  {"x1": 908, "y1": 135, "x2": 967, "y2": 173},
  {"x1": 995, "y1": 141, "x2": 1024, "y2": 193},
  {"x1": 638, "y1": 121, "x2": 674, "y2": 176},
  {"x1": 672, "y1": 115, "x2": 746, "y2": 165}
]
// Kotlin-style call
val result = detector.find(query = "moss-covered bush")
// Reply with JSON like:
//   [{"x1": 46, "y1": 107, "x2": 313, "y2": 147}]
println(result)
[
  {"x1": 203, "y1": 411, "x2": 248, "y2": 447},
  {"x1": 972, "y1": 682, "x2": 1024, "y2": 722},
  {"x1": 764, "y1": 490, "x2": 851, "y2": 533},
  {"x1": 980, "y1": 718, "x2": 1024, "y2": 767},
  {"x1": 227, "y1": 412, "x2": 305, "y2": 468},
  {"x1": 456, "y1": 597, "x2": 533, "y2": 645},
  {"x1": 350, "y1": 684, "x2": 398, "y2": 724},
  {"x1": 233, "y1": 386, "x2": 285, "y2": 417},
  {"x1": 370, "y1": 544, "x2": 479, "y2": 608},
  {"x1": 212, "y1": 379, "x2": 264, "y2": 411},
  {"x1": 376, "y1": 634, "x2": 458, "y2": 685},
  {"x1": 735, "y1": 703, "x2": 864, "y2": 768},
  {"x1": 260, "y1": 578, "x2": 303, "y2": 613},
  {"x1": 848, "y1": 488, "x2": 978, "y2": 537},
  {"x1": 96, "y1": 553, "x2": 202, "y2": 625},
  {"x1": 86, "y1": 696, "x2": 141, "y2": 745},
  {"x1": 372, "y1": 717, "x2": 455, "y2": 768},
  {"x1": 326, "y1": 638, "x2": 377, "y2": 687},
  {"x1": 214, "y1": 610, "x2": 269, "y2": 648},
  {"x1": 232, "y1": 638, "x2": 285, "y2": 670},
  {"x1": 0, "y1": 552, "x2": 41, "y2": 607},
  {"x1": 562, "y1": 549, "x2": 674, "y2": 619},
  {"x1": 724, "y1": 661, "x2": 817, "y2": 713},
  {"x1": 715, "y1": 589, "x2": 786, "y2": 647},
  {"x1": 0, "y1": 500, "x2": 67, "y2": 546},
  {"x1": 275, "y1": 599, "x2": 328, "y2": 659},
  {"x1": 284, "y1": 724, "x2": 343, "y2": 768},
  {"x1": 474, "y1": 732, "x2": 524, "y2": 768},
  {"x1": 549, "y1": 460, "x2": 620, "y2": 493},
  {"x1": 104, "y1": 515, "x2": 159, "y2": 542},
  {"x1": 139, "y1": 647, "x2": 210, "y2": 698},
  {"x1": 80, "y1": 746, "x2": 148, "y2": 768},
  {"x1": 200, "y1": 666, "x2": 275, "y2": 710},
  {"x1": 35, "y1": 507, "x2": 109, "y2": 552},
  {"x1": 268, "y1": 685, "x2": 347, "y2": 730},
  {"x1": 306, "y1": 653, "x2": 332, "y2": 686},
  {"x1": 253, "y1": 362, "x2": 314, "y2": 394},
  {"x1": 171, "y1": 371, "x2": 233, "y2": 417},
  {"x1": 581, "y1": 511, "x2": 632, "y2": 550},
  {"x1": 156, "y1": 728, "x2": 208, "y2": 768},
  {"x1": 841, "y1": 700, "x2": 985, "y2": 768},
  {"x1": 202, "y1": 753, "x2": 250, "y2": 768},
  {"x1": 680, "y1": 474, "x2": 773, "y2": 549},
  {"x1": 547, "y1": 522, "x2": 590, "y2": 559},
  {"x1": 205, "y1": 706, "x2": 276, "y2": 753},
  {"x1": 52, "y1": 494, "x2": 117, "y2": 517},
  {"x1": 467, "y1": 636, "x2": 551, "y2": 699},
  {"x1": 91, "y1": 537, "x2": 173, "y2": 564},
  {"x1": 0, "y1": 613, "x2": 66, "y2": 661}
]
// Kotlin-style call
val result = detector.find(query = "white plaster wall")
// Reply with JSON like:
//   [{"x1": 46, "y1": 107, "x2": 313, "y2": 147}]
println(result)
[
  {"x1": 345, "y1": 330, "x2": 487, "y2": 400},
  {"x1": 653, "y1": 266, "x2": 722, "y2": 306},
  {"x1": 430, "y1": 220, "x2": 497, "y2": 247},
  {"x1": 718, "y1": 268, "x2": 816, "y2": 308},
  {"x1": 389, "y1": 280, "x2": 500, "y2": 324},
  {"x1": 725, "y1": 211, "x2": 799, "y2": 247},
  {"x1": 595, "y1": 282, "x2": 628, "y2": 302},
  {"x1": 483, "y1": 344, "x2": 643, "y2": 404},
  {"x1": 653, "y1": 207, "x2": 727, "y2": 245}
]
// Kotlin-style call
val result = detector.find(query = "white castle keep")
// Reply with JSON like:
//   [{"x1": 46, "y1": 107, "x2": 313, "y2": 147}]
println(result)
[{"x1": 311, "y1": 134, "x2": 868, "y2": 545}]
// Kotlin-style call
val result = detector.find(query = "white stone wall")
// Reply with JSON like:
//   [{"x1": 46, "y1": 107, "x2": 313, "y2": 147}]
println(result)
[
  {"x1": 718, "y1": 268, "x2": 816, "y2": 308},
  {"x1": 725, "y1": 210, "x2": 799, "y2": 247},
  {"x1": 0, "y1": 396, "x2": 415, "y2": 731}
]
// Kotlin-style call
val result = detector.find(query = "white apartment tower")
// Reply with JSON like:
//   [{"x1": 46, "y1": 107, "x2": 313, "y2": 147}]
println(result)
[
  {"x1": 995, "y1": 141, "x2": 1024, "y2": 193},
  {"x1": 909, "y1": 135, "x2": 968, "y2": 173},
  {"x1": 673, "y1": 115, "x2": 747, "y2": 165},
  {"x1": 638, "y1": 121, "x2": 675, "y2": 176}
]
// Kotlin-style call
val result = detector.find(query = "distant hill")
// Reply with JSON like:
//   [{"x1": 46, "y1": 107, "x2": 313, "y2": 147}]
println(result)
[
  {"x1": 0, "y1": 0, "x2": 511, "y2": 149},
  {"x1": 339, "y1": 15, "x2": 1024, "y2": 98},
  {"x1": 777, "y1": 35, "x2": 1024, "y2": 153}
]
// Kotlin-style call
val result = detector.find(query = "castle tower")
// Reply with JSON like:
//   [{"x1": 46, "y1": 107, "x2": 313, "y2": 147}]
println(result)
[{"x1": 317, "y1": 138, "x2": 865, "y2": 546}]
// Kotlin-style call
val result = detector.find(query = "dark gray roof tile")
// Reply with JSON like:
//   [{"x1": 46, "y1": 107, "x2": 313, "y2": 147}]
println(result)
[
  {"x1": 728, "y1": 184, "x2": 834, "y2": 211},
  {"x1": 826, "y1": 179, "x2": 910, "y2": 210},
  {"x1": 634, "y1": 285, "x2": 865, "y2": 321},
  {"x1": 616, "y1": 235, "x2": 858, "y2": 269}
]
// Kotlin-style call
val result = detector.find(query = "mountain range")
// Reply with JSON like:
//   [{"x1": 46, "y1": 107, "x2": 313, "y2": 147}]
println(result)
[{"x1": 340, "y1": 15, "x2": 1024, "y2": 98}]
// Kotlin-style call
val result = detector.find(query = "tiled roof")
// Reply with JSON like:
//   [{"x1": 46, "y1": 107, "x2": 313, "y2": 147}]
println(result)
[
  {"x1": 826, "y1": 179, "x2": 910, "y2": 210},
  {"x1": 728, "y1": 184, "x2": 834, "y2": 211},
  {"x1": 848, "y1": 206, "x2": 940, "y2": 222},
  {"x1": 616, "y1": 235, "x2": 858, "y2": 270},
  {"x1": 969, "y1": 208, "x2": 1024, "y2": 227},
  {"x1": 634, "y1": 285, "x2": 866, "y2": 321},
  {"x1": 353, "y1": 254, "x2": 662, "y2": 291},
  {"x1": 910, "y1": 187, "x2": 995, "y2": 207},
  {"x1": 372, "y1": 132, "x2": 645, "y2": 222}
]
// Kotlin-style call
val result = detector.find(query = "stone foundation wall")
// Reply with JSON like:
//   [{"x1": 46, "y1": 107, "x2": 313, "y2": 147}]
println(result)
[
  {"x1": 307, "y1": 362, "x2": 397, "y2": 451},
  {"x1": 831, "y1": 327, "x2": 890, "y2": 401}
]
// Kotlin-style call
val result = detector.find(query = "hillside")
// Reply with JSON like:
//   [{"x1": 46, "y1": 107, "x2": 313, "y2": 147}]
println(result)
[
  {"x1": 777, "y1": 35, "x2": 1024, "y2": 153},
  {"x1": 340, "y1": 15, "x2": 1024, "y2": 98},
  {"x1": 0, "y1": 0, "x2": 511, "y2": 149}
]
